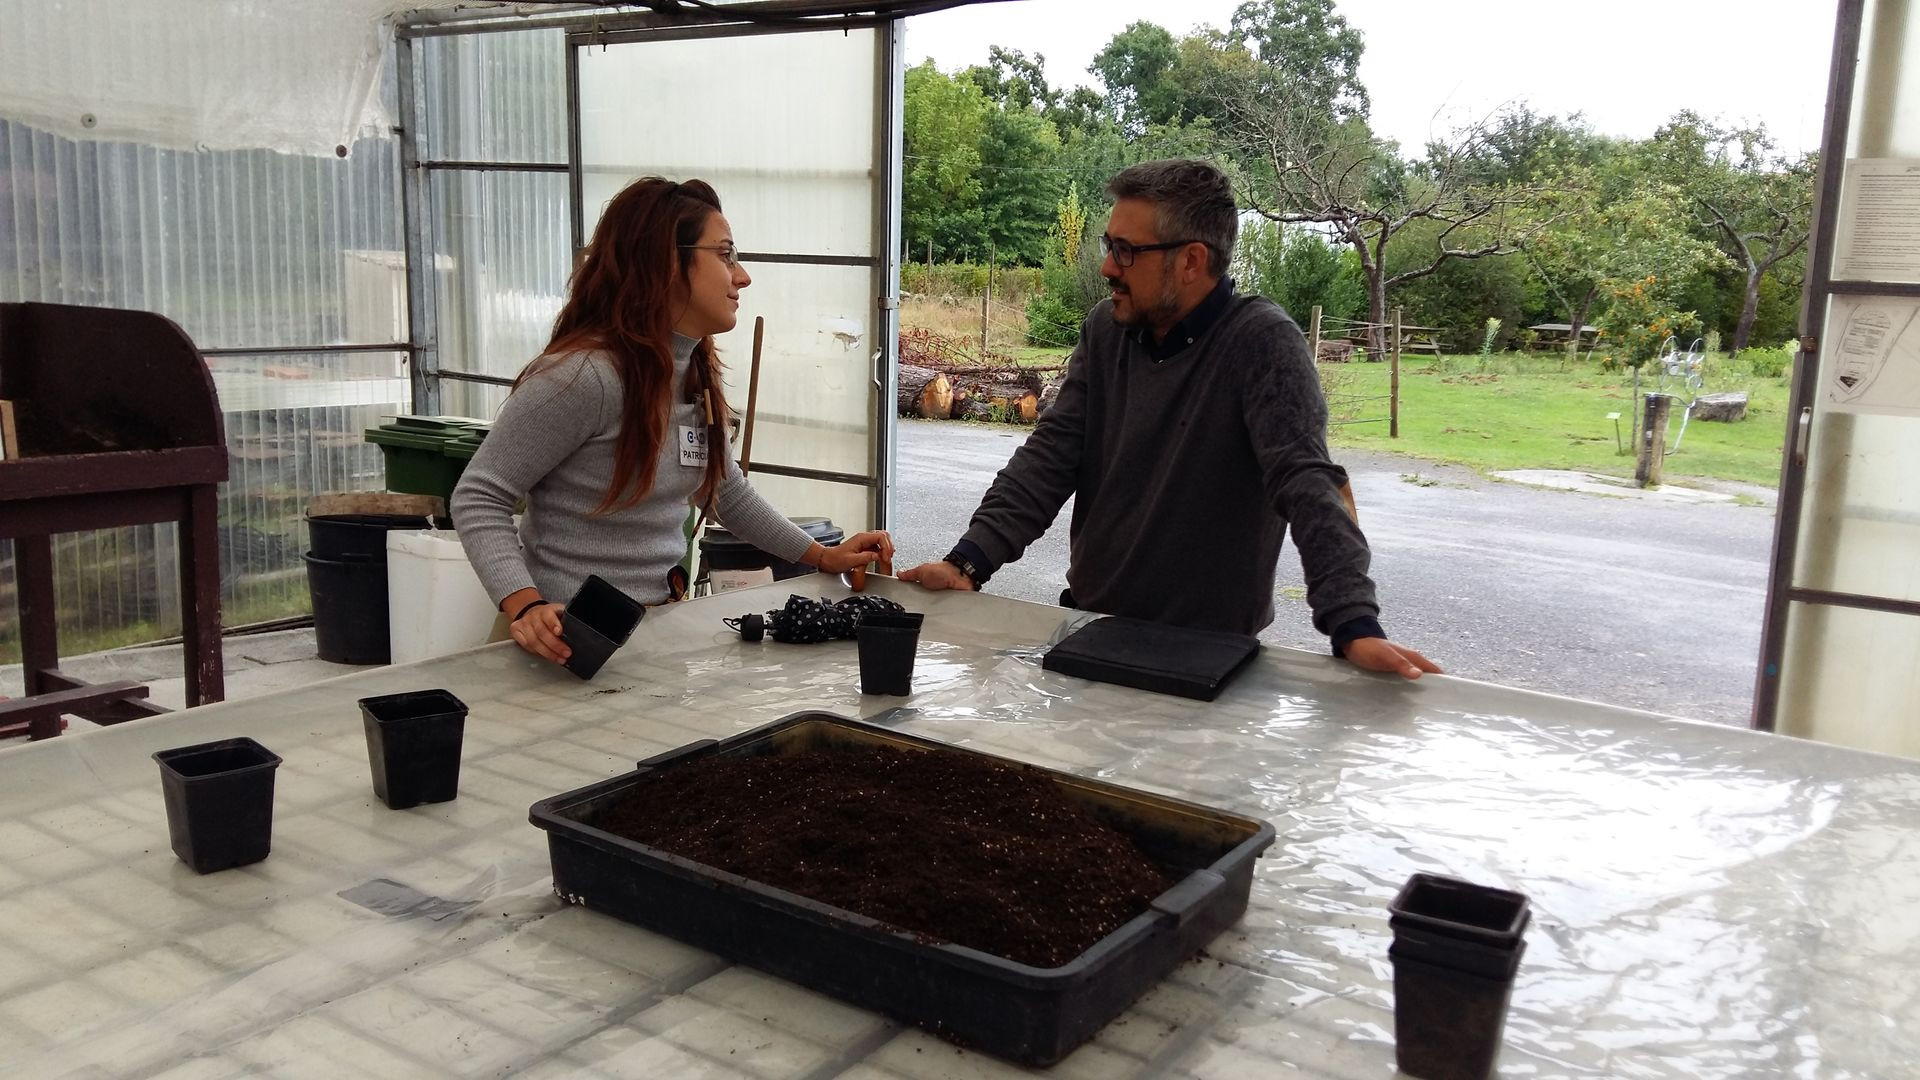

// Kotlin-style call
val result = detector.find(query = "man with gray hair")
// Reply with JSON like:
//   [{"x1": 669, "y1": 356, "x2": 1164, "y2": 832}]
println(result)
[{"x1": 902, "y1": 158, "x2": 1436, "y2": 678}]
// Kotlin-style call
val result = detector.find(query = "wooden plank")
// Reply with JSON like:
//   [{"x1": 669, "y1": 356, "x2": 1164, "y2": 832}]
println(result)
[
  {"x1": 36, "y1": 670, "x2": 168, "y2": 724},
  {"x1": 0, "y1": 489, "x2": 182, "y2": 538},
  {"x1": 0, "y1": 680, "x2": 150, "y2": 741},
  {"x1": 180, "y1": 485, "x2": 225, "y2": 707},
  {"x1": 0, "y1": 446, "x2": 227, "y2": 501}
]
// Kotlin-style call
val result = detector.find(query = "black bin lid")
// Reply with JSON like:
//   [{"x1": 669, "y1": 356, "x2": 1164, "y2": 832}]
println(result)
[{"x1": 700, "y1": 517, "x2": 841, "y2": 554}]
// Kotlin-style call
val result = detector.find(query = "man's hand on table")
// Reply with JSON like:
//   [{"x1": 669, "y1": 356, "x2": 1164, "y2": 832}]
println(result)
[
  {"x1": 898, "y1": 560, "x2": 977, "y2": 591},
  {"x1": 1343, "y1": 637, "x2": 1441, "y2": 680}
]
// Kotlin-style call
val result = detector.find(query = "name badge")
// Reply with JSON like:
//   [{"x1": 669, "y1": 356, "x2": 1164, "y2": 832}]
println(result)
[{"x1": 678, "y1": 424, "x2": 708, "y2": 468}]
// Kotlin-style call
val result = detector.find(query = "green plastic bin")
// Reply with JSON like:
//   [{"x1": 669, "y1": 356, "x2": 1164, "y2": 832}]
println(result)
[
  {"x1": 364, "y1": 415, "x2": 479, "y2": 503},
  {"x1": 441, "y1": 424, "x2": 490, "y2": 465}
]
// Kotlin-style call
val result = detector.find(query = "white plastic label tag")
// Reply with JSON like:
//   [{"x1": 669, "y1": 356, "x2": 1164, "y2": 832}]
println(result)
[{"x1": 678, "y1": 424, "x2": 708, "y2": 468}]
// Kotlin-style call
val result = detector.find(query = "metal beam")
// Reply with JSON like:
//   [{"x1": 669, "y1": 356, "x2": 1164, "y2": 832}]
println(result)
[
  {"x1": 1786, "y1": 588, "x2": 1920, "y2": 619},
  {"x1": 436, "y1": 370, "x2": 519, "y2": 388},
  {"x1": 1826, "y1": 279, "x2": 1920, "y2": 297},
  {"x1": 875, "y1": 17, "x2": 904, "y2": 530},
  {"x1": 739, "y1": 252, "x2": 879, "y2": 268},
  {"x1": 200, "y1": 343, "x2": 409, "y2": 357},
  {"x1": 1751, "y1": 0, "x2": 1866, "y2": 732},
  {"x1": 743, "y1": 462, "x2": 878, "y2": 487},
  {"x1": 421, "y1": 160, "x2": 570, "y2": 172},
  {"x1": 396, "y1": 34, "x2": 443, "y2": 417},
  {"x1": 399, "y1": 0, "x2": 1012, "y2": 38}
]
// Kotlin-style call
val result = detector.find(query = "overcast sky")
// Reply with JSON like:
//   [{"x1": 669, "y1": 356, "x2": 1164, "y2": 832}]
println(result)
[{"x1": 904, "y1": 0, "x2": 1836, "y2": 157}]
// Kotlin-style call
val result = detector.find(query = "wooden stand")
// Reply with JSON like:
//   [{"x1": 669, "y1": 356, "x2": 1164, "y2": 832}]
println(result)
[{"x1": 0, "y1": 302, "x2": 230, "y2": 740}]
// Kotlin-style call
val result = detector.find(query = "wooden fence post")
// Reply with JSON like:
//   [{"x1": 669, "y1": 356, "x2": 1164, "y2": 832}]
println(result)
[{"x1": 1391, "y1": 306, "x2": 1402, "y2": 439}]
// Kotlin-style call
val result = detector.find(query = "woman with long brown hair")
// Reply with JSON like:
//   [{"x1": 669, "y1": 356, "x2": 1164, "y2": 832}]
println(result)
[{"x1": 452, "y1": 177, "x2": 892, "y2": 666}]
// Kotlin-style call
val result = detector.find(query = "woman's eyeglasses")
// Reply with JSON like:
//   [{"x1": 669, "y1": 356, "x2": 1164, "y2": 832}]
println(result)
[{"x1": 681, "y1": 242, "x2": 742, "y2": 268}]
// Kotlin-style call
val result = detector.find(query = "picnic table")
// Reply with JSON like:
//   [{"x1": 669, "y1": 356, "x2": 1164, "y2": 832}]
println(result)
[
  {"x1": 2, "y1": 579, "x2": 1915, "y2": 1078},
  {"x1": 1528, "y1": 323, "x2": 1601, "y2": 348}
]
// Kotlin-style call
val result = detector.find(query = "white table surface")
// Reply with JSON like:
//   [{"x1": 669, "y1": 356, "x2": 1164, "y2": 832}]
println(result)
[{"x1": 2, "y1": 578, "x2": 1914, "y2": 1079}]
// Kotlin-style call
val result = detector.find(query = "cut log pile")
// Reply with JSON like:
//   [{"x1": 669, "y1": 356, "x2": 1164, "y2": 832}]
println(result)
[{"x1": 899, "y1": 328, "x2": 1062, "y2": 424}]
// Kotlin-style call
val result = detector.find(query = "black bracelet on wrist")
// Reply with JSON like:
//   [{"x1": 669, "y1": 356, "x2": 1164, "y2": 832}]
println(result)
[
  {"x1": 942, "y1": 550, "x2": 989, "y2": 588},
  {"x1": 511, "y1": 598, "x2": 553, "y2": 623}
]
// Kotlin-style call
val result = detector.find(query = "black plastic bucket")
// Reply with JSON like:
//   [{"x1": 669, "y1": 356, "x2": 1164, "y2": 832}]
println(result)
[
  {"x1": 699, "y1": 517, "x2": 844, "y2": 580},
  {"x1": 306, "y1": 514, "x2": 428, "y2": 562},
  {"x1": 304, "y1": 552, "x2": 390, "y2": 664}
]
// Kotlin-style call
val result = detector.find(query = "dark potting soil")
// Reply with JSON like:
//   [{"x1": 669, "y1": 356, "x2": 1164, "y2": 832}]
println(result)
[{"x1": 589, "y1": 745, "x2": 1173, "y2": 967}]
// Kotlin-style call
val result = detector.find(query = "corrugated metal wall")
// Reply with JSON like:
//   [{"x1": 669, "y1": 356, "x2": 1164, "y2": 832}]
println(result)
[{"x1": 0, "y1": 28, "x2": 567, "y2": 662}]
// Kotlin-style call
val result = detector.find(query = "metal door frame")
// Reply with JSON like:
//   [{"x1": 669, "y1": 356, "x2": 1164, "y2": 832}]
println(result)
[{"x1": 1752, "y1": 0, "x2": 1920, "y2": 729}]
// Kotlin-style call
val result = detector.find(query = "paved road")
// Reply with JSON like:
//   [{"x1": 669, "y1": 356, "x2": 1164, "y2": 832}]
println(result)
[{"x1": 889, "y1": 419, "x2": 1775, "y2": 725}]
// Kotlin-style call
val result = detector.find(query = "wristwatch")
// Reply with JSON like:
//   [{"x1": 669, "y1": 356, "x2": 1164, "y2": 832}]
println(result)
[{"x1": 942, "y1": 549, "x2": 990, "y2": 588}]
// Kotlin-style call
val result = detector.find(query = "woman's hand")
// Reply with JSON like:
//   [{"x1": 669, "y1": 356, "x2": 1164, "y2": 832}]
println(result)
[
  {"x1": 501, "y1": 588, "x2": 571, "y2": 665},
  {"x1": 806, "y1": 531, "x2": 895, "y2": 576}
]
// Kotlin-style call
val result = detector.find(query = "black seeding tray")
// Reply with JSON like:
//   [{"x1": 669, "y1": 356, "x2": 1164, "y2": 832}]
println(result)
[{"x1": 528, "y1": 711, "x2": 1275, "y2": 1066}]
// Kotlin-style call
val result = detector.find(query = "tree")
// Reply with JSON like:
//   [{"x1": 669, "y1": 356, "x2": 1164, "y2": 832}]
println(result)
[
  {"x1": 1519, "y1": 152, "x2": 1724, "y2": 356},
  {"x1": 963, "y1": 46, "x2": 1059, "y2": 114},
  {"x1": 978, "y1": 106, "x2": 1064, "y2": 266},
  {"x1": 1225, "y1": 0, "x2": 1368, "y2": 123},
  {"x1": 1027, "y1": 183, "x2": 1102, "y2": 346},
  {"x1": 1214, "y1": 74, "x2": 1545, "y2": 355},
  {"x1": 1648, "y1": 113, "x2": 1814, "y2": 354},
  {"x1": 1236, "y1": 221, "x2": 1364, "y2": 324},
  {"x1": 1385, "y1": 220, "x2": 1532, "y2": 350},
  {"x1": 902, "y1": 61, "x2": 990, "y2": 259},
  {"x1": 1089, "y1": 22, "x2": 1183, "y2": 136}
]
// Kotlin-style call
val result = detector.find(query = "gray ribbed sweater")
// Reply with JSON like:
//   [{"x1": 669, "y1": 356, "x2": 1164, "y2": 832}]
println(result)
[
  {"x1": 960, "y1": 293, "x2": 1378, "y2": 636},
  {"x1": 451, "y1": 335, "x2": 813, "y2": 609}
]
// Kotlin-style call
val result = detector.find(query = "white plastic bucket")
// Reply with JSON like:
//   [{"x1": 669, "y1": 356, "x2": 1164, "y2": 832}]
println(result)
[{"x1": 385, "y1": 529, "x2": 497, "y2": 665}]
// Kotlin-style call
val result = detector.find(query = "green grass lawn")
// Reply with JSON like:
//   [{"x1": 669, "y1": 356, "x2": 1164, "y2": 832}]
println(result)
[
  {"x1": 989, "y1": 347, "x2": 1790, "y2": 487},
  {"x1": 1320, "y1": 355, "x2": 1790, "y2": 487}
]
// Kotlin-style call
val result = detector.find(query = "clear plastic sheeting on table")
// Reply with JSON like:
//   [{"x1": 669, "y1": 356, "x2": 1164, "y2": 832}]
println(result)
[{"x1": 1, "y1": 579, "x2": 1915, "y2": 1079}]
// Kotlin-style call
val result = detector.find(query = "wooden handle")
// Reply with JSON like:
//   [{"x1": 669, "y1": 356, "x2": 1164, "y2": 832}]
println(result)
[{"x1": 740, "y1": 316, "x2": 765, "y2": 473}]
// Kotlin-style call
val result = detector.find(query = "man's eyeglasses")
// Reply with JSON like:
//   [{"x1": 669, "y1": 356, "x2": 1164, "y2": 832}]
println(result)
[
  {"x1": 1099, "y1": 234, "x2": 1202, "y2": 268},
  {"x1": 681, "y1": 242, "x2": 742, "y2": 268}
]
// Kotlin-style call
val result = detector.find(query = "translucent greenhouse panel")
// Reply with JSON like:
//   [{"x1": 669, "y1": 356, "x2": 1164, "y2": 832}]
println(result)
[
  {"x1": 0, "y1": 352, "x2": 404, "y2": 660},
  {"x1": 574, "y1": 27, "x2": 886, "y2": 530},
  {"x1": 443, "y1": 381, "x2": 513, "y2": 425},
  {"x1": 715, "y1": 262, "x2": 877, "y2": 480},
  {"x1": 0, "y1": 119, "x2": 404, "y2": 349},
  {"x1": 726, "y1": 473, "x2": 874, "y2": 539},
  {"x1": 1771, "y1": 0, "x2": 1920, "y2": 753},
  {"x1": 1792, "y1": 328, "x2": 1920, "y2": 605},
  {"x1": 1835, "y1": 0, "x2": 1920, "y2": 281},
  {"x1": 418, "y1": 30, "x2": 566, "y2": 164},
  {"x1": 576, "y1": 30, "x2": 880, "y2": 257},
  {"x1": 429, "y1": 169, "x2": 571, "y2": 380},
  {"x1": 1779, "y1": 602, "x2": 1920, "y2": 757}
]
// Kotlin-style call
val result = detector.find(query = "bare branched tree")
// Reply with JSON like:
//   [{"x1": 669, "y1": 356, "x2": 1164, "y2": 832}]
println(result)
[{"x1": 1210, "y1": 80, "x2": 1550, "y2": 355}]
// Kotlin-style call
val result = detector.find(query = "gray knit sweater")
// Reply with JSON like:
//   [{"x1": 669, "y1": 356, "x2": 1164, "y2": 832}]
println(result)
[
  {"x1": 451, "y1": 335, "x2": 814, "y2": 609},
  {"x1": 960, "y1": 292, "x2": 1379, "y2": 636}
]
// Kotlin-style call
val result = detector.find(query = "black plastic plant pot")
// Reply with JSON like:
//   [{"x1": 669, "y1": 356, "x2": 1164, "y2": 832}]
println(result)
[
  {"x1": 562, "y1": 574, "x2": 645, "y2": 680},
  {"x1": 856, "y1": 612, "x2": 923, "y2": 696},
  {"x1": 152, "y1": 737, "x2": 282, "y2": 874},
  {"x1": 1389, "y1": 872, "x2": 1531, "y2": 948},
  {"x1": 359, "y1": 689, "x2": 469, "y2": 809},
  {"x1": 1390, "y1": 941, "x2": 1523, "y2": 1080}
]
